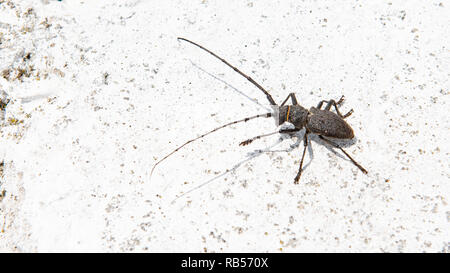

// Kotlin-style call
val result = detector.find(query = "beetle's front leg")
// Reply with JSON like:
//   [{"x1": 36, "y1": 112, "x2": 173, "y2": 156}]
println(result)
[
  {"x1": 239, "y1": 128, "x2": 300, "y2": 146},
  {"x1": 280, "y1": 93, "x2": 298, "y2": 106}
]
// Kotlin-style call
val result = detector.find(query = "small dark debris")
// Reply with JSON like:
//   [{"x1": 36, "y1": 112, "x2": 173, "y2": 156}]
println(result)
[
  {"x1": 0, "y1": 190, "x2": 6, "y2": 202},
  {"x1": 23, "y1": 52, "x2": 32, "y2": 61},
  {"x1": 0, "y1": 98, "x2": 9, "y2": 111},
  {"x1": 2, "y1": 69, "x2": 11, "y2": 81}
]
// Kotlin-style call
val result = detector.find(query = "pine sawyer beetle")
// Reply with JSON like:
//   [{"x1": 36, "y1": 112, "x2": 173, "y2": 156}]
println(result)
[{"x1": 150, "y1": 37, "x2": 368, "y2": 183}]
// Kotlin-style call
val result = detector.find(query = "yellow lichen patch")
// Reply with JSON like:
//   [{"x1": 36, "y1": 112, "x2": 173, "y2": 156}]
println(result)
[{"x1": 7, "y1": 117, "x2": 24, "y2": 125}]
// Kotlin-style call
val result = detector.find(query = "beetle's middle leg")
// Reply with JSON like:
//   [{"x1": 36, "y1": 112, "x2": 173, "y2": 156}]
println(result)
[
  {"x1": 317, "y1": 96, "x2": 353, "y2": 119},
  {"x1": 294, "y1": 132, "x2": 309, "y2": 184}
]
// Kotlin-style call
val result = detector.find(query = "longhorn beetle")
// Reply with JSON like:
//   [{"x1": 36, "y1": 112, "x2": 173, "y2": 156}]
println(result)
[{"x1": 150, "y1": 37, "x2": 368, "y2": 183}]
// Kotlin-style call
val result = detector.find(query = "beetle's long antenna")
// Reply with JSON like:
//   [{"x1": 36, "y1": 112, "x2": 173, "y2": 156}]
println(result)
[
  {"x1": 150, "y1": 112, "x2": 273, "y2": 180},
  {"x1": 177, "y1": 37, "x2": 277, "y2": 106}
]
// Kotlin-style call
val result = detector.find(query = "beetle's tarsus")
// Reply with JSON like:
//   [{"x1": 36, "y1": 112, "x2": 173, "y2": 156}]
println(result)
[
  {"x1": 294, "y1": 173, "x2": 301, "y2": 184},
  {"x1": 343, "y1": 109, "x2": 354, "y2": 118},
  {"x1": 239, "y1": 139, "x2": 253, "y2": 146},
  {"x1": 337, "y1": 95, "x2": 345, "y2": 105}
]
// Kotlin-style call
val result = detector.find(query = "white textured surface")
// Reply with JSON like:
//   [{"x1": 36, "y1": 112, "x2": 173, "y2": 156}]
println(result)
[{"x1": 0, "y1": 0, "x2": 448, "y2": 252}]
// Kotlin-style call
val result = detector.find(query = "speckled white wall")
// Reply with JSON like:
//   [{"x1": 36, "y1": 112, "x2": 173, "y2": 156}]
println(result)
[{"x1": 0, "y1": 0, "x2": 448, "y2": 252}]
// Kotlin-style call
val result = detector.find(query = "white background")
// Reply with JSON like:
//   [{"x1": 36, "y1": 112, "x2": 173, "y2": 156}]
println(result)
[{"x1": 0, "y1": 0, "x2": 448, "y2": 252}]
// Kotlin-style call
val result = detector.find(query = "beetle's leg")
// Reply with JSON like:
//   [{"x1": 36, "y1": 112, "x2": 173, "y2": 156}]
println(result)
[
  {"x1": 318, "y1": 135, "x2": 368, "y2": 174},
  {"x1": 323, "y1": 98, "x2": 353, "y2": 119},
  {"x1": 294, "y1": 132, "x2": 309, "y2": 184},
  {"x1": 239, "y1": 128, "x2": 300, "y2": 146},
  {"x1": 341, "y1": 109, "x2": 354, "y2": 118},
  {"x1": 317, "y1": 97, "x2": 342, "y2": 109},
  {"x1": 317, "y1": 100, "x2": 327, "y2": 109},
  {"x1": 336, "y1": 95, "x2": 345, "y2": 105},
  {"x1": 280, "y1": 93, "x2": 298, "y2": 106},
  {"x1": 318, "y1": 95, "x2": 348, "y2": 112}
]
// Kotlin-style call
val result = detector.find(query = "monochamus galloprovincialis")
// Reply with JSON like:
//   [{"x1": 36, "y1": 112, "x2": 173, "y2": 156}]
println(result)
[{"x1": 150, "y1": 37, "x2": 368, "y2": 184}]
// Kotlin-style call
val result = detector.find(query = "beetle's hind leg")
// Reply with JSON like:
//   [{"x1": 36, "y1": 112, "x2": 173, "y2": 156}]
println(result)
[{"x1": 318, "y1": 135, "x2": 368, "y2": 174}]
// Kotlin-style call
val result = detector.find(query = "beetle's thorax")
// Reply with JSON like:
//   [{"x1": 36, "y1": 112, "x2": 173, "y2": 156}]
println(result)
[{"x1": 278, "y1": 105, "x2": 309, "y2": 129}]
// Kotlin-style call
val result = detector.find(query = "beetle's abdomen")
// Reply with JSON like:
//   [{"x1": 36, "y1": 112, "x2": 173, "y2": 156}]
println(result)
[{"x1": 306, "y1": 108, "x2": 354, "y2": 139}]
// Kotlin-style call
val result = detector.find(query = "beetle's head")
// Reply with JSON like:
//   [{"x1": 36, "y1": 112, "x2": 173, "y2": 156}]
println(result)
[{"x1": 271, "y1": 105, "x2": 290, "y2": 127}]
